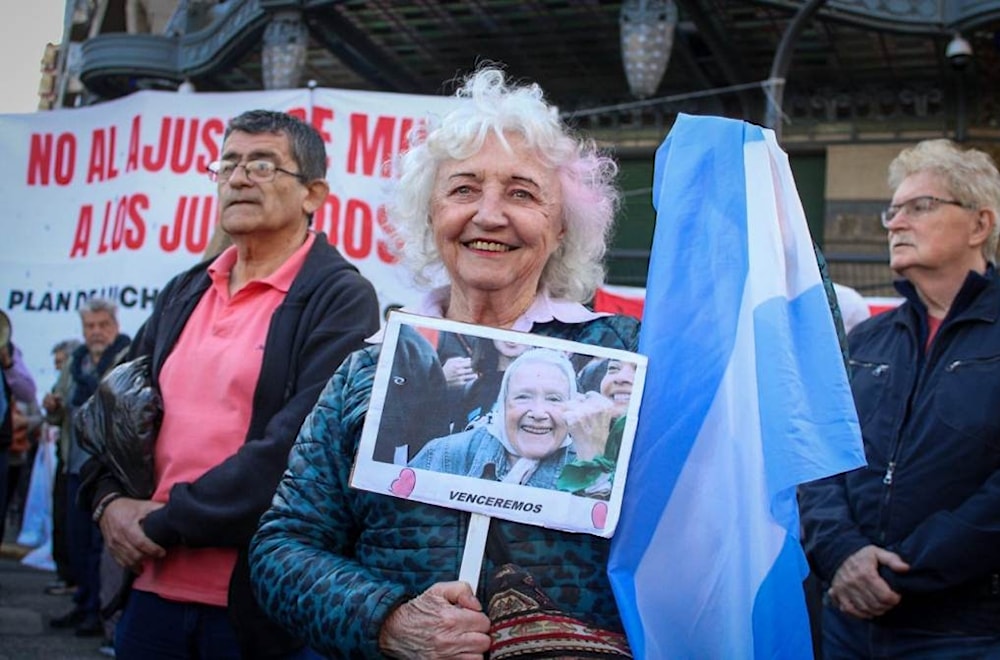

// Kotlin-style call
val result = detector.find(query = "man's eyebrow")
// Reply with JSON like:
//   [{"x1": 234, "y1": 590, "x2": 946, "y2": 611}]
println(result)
[{"x1": 220, "y1": 148, "x2": 281, "y2": 161}]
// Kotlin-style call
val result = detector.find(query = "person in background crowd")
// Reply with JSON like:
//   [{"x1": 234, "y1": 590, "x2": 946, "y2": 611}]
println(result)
[
  {"x1": 81, "y1": 109, "x2": 380, "y2": 659},
  {"x1": 44, "y1": 339, "x2": 82, "y2": 597},
  {"x1": 0, "y1": 375, "x2": 8, "y2": 543},
  {"x1": 45, "y1": 298, "x2": 130, "y2": 639},
  {"x1": 596, "y1": 358, "x2": 635, "y2": 418},
  {"x1": 249, "y1": 66, "x2": 638, "y2": 659},
  {"x1": 801, "y1": 138, "x2": 1000, "y2": 657},
  {"x1": 436, "y1": 332, "x2": 489, "y2": 393},
  {"x1": 371, "y1": 324, "x2": 451, "y2": 465},
  {"x1": 833, "y1": 282, "x2": 872, "y2": 335},
  {"x1": 3, "y1": 394, "x2": 43, "y2": 540},
  {"x1": 447, "y1": 338, "x2": 530, "y2": 432},
  {"x1": 0, "y1": 329, "x2": 38, "y2": 544}
]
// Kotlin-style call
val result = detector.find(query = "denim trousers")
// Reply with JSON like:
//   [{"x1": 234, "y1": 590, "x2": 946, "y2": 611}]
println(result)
[
  {"x1": 822, "y1": 605, "x2": 1000, "y2": 659},
  {"x1": 115, "y1": 589, "x2": 326, "y2": 659},
  {"x1": 115, "y1": 589, "x2": 241, "y2": 660}
]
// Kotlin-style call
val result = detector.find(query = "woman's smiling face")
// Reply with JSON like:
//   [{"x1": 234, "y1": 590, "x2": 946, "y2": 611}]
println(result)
[
  {"x1": 600, "y1": 359, "x2": 636, "y2": 416},
  {"x1": 503, "y1": 360, "x2": 570, "y2": 460},
  {"x1": 429, "y1": 132, "x2": 564, "y2": 302}
]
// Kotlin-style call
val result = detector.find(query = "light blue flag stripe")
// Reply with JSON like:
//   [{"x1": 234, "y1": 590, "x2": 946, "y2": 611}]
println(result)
[{"x1": 608, "y1": 114, "x2": 864, "y2": 659}]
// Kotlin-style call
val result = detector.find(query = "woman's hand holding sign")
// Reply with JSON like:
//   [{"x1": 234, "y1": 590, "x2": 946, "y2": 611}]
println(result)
[{"x1": 379, "y1": 581, "x2": 491, "y2": 659}]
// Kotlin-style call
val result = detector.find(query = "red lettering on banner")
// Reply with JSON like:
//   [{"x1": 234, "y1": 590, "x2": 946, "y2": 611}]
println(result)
[
  {"x1": 287, "y1": 106, "x2": 335, "y2": 170},
  {"x1": 285, "y1": 106, "x2": 334, "y2": 142},
  {"x1": 27, "y1": 132, "x2": 76, "y2": 186},
  {"x1": 70, "y1": 205, "x2": 94, "y2": 258},
  {"x1": 348, "y1": 114, "x2": 413, "y2": 177},
  {"x1": 313, "y1": 195, "x2": 341, "y2": 241},
  {"x1": 142, "y1": 118, "x2": 170, "y2": 172},
  {"x1": 126, "y1": 115, "x2": 140, "y2": 172},
  {"x1": 161, "y1": 195, "x2": 217, "y2": 253},
  {"x1": 171, "y1": 118, "x2": 199, "y2": 173},
  {"x1": 139, "y1": 116, "x2": 223, "y2": 175},
  {"x1": 376, "y1": 205, "x2": 400, "y2": 264},
  {"x1": 87, "y1": 127, "x2": 120, "y2": 183},
  {"x1": 199, "y1": 119, "x2": 224, "y2": 170},
  {"x1": 124, "y1": 194, "x2": 148, "y2": 249},
  {"x1": 314, "y1": 195, "x2": 395, "y2": 264},
  {"x1": 96, "y1": 195, "x2": 147, "y2": 254},
  {"x1": 312, "y1": 106, "x2": 334, "y2": 143},
  {"x1": 342, "y1": 199, "x2": 373, "y2": 259},
  {"x1": 397, "y1": 117, "x2": 415, "y2": 155}
]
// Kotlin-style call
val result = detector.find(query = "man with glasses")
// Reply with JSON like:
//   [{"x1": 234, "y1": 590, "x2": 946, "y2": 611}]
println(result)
[
  {"x1": 801, "y1": 139, "x2": 1000, "y2": 657},
  {"x1": 81, "y1": 109, "x2": 380, "y2": 659}
]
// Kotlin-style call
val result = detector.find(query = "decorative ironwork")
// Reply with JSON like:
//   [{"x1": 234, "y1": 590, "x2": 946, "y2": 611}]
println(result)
[{"x1": 262, "y1": 10, "x2": 308, "y2": 90}]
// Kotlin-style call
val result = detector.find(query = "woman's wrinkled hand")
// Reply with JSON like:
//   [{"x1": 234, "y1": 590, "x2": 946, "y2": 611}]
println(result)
[
  {"x1": 99, "y1": 497, "x2": 167, "y2": 572},
  {"x1": 379, "y1": 581, "x2": 491, "y2": 659},
  {"x1": 561, "y1": 391, "x2": 617, "y2": 461}
]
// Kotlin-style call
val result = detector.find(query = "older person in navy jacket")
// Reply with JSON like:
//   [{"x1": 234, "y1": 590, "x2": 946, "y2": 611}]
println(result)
[{"x1": 801, "y1": 138, "x2": 1000, "y2": 658}]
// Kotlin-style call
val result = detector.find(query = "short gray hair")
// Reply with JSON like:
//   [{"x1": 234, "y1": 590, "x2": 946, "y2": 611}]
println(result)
[
  {"x1": 225, "y1": 109, "x2": 327, "y2": 182},
  {"x1": 888, "y1": 138, "x2": 1000, "y2": 264},
  {"x1": 388, "y1": 66, "x2": 620, "y2": 302},
  {"x1": 79, "y1": 297, "x2": 118, "y2": 321}
]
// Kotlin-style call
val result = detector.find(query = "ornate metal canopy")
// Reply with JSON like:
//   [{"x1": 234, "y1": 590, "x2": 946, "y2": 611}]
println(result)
[{"x1": 74, "y1": 0, "x2": 1000, "y2": 144}]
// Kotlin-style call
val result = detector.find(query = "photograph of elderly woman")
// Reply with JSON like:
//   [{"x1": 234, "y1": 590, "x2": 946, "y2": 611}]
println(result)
[{"x1": 369, "y1": 318, "x2": 641, "y2": 502}]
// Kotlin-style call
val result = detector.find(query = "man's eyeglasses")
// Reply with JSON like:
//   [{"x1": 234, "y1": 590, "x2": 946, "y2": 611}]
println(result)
[
  {"x1": 880, "y1": 195, "x2": 970, "y2": 228},
  {"x1": 206, "y1": 160, "x2": 308, "y2": 184}
]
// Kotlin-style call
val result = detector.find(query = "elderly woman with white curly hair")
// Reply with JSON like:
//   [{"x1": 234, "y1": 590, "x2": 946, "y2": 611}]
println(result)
[{"x1": 248, "y1": 66, "x2": 638, "y2": 659}]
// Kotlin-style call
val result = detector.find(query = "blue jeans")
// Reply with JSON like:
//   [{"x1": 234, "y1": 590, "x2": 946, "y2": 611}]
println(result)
[
  {"x1": 116, "y1": 590, "x2": 241, "y2": 660},
  {"x1": 822, "y1": 605, "x2": 1000, "y2": 659}
]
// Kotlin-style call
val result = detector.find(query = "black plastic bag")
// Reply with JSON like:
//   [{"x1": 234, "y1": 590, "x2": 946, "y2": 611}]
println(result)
[{"x1": 75, "y1": 355, "x2": 160, "y2": 499}]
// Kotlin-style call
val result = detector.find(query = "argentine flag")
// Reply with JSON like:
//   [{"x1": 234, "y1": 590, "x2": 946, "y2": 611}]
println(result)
[{"x1": 608, "y1": 114, "x2": 865, "y2": 659}]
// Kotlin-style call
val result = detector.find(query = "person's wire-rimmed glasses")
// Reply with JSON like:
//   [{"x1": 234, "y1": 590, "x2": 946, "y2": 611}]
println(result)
[
  {"x1": 880, "y1": 195, "x2": 970, "y2": 228},
  {"x1": 206, "y1": 160, "x2": 308, "y2": 184}
]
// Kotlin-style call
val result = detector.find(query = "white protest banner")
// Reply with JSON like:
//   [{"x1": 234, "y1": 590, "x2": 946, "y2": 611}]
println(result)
[{"x1": 0, "y1": 88, "x2": 459, "y2": 387}]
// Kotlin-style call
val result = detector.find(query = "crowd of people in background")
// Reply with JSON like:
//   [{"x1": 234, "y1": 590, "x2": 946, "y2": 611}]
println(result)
[{"x1": 1, "y1": 64, "x2": 998, "y2": 660}]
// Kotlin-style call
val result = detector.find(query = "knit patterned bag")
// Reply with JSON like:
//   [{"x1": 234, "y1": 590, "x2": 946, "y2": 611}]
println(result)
[{"x1": 486, "y1": 563, "x2": 632, "y2": 659}]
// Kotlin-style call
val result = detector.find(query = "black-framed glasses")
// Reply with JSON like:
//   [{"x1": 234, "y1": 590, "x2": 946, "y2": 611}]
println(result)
[
  {"x1": 880, "y1": 195, "x2": 970, "y2": 228},
  {"x1": 206, "y1": 160, "x2": 307, "y2": 184}
]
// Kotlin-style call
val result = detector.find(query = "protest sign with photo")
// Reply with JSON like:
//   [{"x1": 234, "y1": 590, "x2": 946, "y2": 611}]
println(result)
[{"x1": 350, "y1": 312, "x2": 647, "y2": 537}]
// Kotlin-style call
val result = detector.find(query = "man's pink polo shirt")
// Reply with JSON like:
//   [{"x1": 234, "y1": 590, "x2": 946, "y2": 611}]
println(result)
[{"x1": 134, "y1": 233, "x2": 316, "y2": 606}]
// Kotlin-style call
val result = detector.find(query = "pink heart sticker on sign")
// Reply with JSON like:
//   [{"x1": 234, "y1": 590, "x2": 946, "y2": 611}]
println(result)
[
  {"x1": 390, "y1": 468, "x2": 416, "y2": 498},
  {"x1": 591, "y1": 501, "x2": 608, "y2": 529}
]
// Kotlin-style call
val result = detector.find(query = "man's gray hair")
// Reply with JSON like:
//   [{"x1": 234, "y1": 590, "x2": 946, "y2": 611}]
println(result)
[
  {"x1": 79, "y1": 297, "x2": 118, "y2": 320},
  {"x1": 889, "y1": 138, "x2": 1000, "y2": 264}
]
